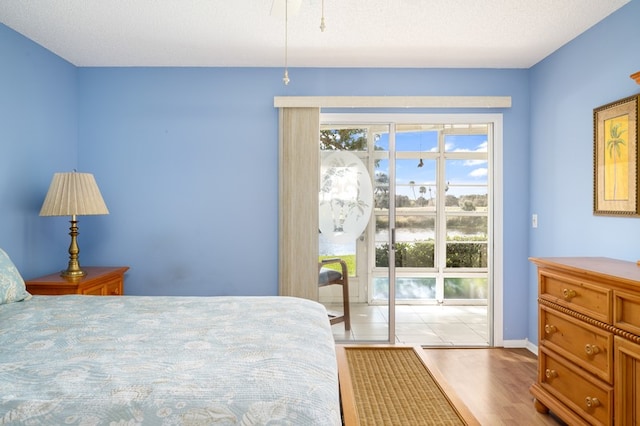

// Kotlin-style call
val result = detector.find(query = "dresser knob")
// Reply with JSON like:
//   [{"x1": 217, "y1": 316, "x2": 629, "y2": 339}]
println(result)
[
  {"x1": 544, "y1": 324, "x2": 557, "y2": 334},
  {"x1": 545, "y1": 369, "x2": 558, "y2": 379},
  {"x1": 562, "y1": 288, "x2": 577, "y2": 300},
  {"x1": 585, "y1": 344, "x2": 600, "y2": 356},
  {"x1": 585, "y1": 397, "x2": 600, "y2": 408}
]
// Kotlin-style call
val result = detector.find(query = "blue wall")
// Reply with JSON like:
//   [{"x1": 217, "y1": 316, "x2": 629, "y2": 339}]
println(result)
[
  {"x1": 76, "y1": 68, "x2": 282, "y2": 296},
  {"x1": 1, "y1": 0, "x2": 638, "y2": 344},
  {"x1": 529, "y1": 1, "x2": 640, "y2": 342},
  {"x1": 76, "y1": 68, "x2": 530, "y2": 318},
  {"x1": 0, "y1": 24, "x2": 78, "y2": 276}
]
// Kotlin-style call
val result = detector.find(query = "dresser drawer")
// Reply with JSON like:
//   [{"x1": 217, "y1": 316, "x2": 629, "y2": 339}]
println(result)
[
  {"x1": 540, "y1": 305, "x2": 613, "y2": 383},
  {"x1": 539, "y1": 270, "x2": 611, "y2": 323},
  {"x1": 613, "y1": 290, "x2": 640, "y2": 336},
  {"x1": 539, "y1": 347, "x2": 612, "y2": 426}
]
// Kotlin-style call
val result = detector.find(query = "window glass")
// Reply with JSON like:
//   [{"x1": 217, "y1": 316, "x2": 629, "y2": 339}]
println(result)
[
  {"x1": 395, "y1": 159, "x2": 436, "y2": 203},
  {"x1": 444, "y1": 278, "x2": 488, "y2": 299},
  {"x1": 446, "y1": 241, "x2": 488, "y2": 268},
  {"x1": 444, "y1": 129, "x2": 488, "y2": 152},
  {"x1": 396, "y1": 127, "x2": 438, "y2": 152},
  {"x1": 373, "y1": 277, "x2": 437, "y2": 300},
  {"x1": 320, "y1": 127, "x2": 368, "y2": 151}
]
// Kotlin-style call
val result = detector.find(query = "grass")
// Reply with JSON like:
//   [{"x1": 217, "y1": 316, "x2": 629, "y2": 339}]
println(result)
[{"x1": 319, "y1": 254, "x2": 356, "y2": 276}]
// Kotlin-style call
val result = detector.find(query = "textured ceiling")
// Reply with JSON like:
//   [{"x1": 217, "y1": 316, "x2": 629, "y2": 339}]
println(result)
[{"x1": 0, "y1": 0, "x2": 630, "y2": 68}]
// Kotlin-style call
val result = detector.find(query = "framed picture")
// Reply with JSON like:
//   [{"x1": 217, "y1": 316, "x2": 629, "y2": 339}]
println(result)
[{"x1": 593, "y1": 94, "x2": 640, "y2": 216}]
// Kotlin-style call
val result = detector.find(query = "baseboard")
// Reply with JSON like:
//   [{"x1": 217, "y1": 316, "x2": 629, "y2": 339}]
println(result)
[{"x1": 502, "y1": 338, "x2": 538, "y2": 355}]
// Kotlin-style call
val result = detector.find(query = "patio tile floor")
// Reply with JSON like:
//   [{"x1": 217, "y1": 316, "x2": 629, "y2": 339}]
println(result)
[{"x1": 323, "y1": 303, "x2": 489, "y2": 346}]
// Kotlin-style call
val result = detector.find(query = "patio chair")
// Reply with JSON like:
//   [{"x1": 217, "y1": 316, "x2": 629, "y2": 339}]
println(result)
[{"x1": 318, "y1": 258, "x2": 350, "y2": 330}]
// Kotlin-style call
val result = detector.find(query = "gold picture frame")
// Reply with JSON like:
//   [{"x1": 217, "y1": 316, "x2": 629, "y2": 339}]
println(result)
[{"x1": 594, "y1": 94, "x2": 640, "y2": 216}]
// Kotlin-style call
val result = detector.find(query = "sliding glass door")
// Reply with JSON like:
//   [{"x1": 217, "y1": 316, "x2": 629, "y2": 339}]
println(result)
[
  {"x1": 319, "y1": 123, "x2": 392, "y2": 342},
  {"x1": 319, "y1": 114, "x2": 498, "y2": 346}
]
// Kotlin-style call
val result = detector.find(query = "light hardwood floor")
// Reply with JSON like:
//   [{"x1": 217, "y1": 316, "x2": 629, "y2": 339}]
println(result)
[{"x1": 421, "y1": 348, "x2": 566, "y2": 426}]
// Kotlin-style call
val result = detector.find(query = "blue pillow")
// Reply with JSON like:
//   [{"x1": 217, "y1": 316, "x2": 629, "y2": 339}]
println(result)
[{"x1": 0, "y1": 248, "x2": 32, "y2": 304}]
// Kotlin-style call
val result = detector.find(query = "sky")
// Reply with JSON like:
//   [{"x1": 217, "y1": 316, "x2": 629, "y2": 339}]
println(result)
[{"x1": 374, "y1": 130, "x2": 488, "y2": 198}]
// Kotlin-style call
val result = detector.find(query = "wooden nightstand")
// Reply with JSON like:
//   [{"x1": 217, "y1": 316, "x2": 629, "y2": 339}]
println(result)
[{"x1": 25, "y1": 266, "x2": 129, "y2": 296}]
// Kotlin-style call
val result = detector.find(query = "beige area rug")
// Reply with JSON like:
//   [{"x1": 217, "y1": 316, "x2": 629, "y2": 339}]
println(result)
[{"x1": 336, "y1": 346, "x2": 480, "y2": 425}]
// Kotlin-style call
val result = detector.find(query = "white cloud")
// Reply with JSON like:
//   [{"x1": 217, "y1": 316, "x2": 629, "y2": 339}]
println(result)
[
  {"x1": 469, "y1": 168, "x2": 487, "y2": 178},
  {"x1": 464, "y1": 159, "x2": 487, "y2": 166}
]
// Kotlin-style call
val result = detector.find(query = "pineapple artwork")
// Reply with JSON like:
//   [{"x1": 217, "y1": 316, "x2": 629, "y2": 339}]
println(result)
[{"x1": 604, "y1": 114, "x2": 629, "y2": 201}]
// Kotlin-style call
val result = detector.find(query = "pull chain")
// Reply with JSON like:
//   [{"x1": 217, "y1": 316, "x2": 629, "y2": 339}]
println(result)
[{"x1": 283, "y1": 0, "x2": 290, "y2": 85}]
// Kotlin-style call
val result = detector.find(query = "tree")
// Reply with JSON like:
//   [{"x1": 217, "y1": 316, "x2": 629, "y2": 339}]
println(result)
[
  {"x1": 445, "y1": 194, "x2": 459, "y2": 207},
  {"x1": 607, "y1": 122, "x2": 627, "y2": 199},
  {"x1": 409, "y1": 181, "x2": 416, "y2": 200},
  {"x1": 461, "y1": 200, "x2": 476, "y2": 211},
  {"x1": 374, "y1": 172, "x2": 389, "y2": 208},
  {"x1": 320, "y1": 128, "x2": 381, "y2": 169},
  {"x1": 320, "y1": 129, "x2": 367, "y2": 151},
  {"x1": 396, "y1": 195, "x2": 411, "y2": 207}
]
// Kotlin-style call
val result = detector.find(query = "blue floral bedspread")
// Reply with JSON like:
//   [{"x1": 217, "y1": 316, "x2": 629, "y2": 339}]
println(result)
[{"x1": 0, "y1": 295, "x2": 340, "y2": 425}]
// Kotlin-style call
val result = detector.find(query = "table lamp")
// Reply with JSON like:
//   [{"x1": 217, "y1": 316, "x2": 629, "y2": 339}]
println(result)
[{"x1": 40, "y1": 172, "x2": 109, "y2": 278}]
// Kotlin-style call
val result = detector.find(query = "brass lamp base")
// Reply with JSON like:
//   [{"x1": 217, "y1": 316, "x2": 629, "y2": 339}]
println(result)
[
  {"x1": 60, "y1": 216, "x2": 87, "y2": 279},
  {"x1": 61, "y1": 268, "x2": 86, "y2": 278}
]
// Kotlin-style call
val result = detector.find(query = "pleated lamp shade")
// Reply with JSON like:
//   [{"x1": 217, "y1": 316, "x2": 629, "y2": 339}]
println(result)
[{"x1": 40, "y1": 172, "x2": 109, "y2": 217}]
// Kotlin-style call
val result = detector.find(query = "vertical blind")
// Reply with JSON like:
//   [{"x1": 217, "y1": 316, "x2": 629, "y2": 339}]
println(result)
[{"x1": 278, "y1": 107, "x2": 320, "y2": 299}]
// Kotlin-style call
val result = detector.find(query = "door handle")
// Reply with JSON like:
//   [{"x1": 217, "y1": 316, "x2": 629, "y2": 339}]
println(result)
[{"x1": 391, "y1": 228, "x2": 396, "y2": 251}]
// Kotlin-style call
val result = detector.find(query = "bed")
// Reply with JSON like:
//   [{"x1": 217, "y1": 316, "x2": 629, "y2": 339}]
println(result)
[{"x1": 0, "y1": 253, "x2": 341, "y2": 425}]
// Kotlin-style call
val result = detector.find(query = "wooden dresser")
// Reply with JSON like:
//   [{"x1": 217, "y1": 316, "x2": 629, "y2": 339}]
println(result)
[
  {"x1": 26, "y1": 266, "x2": 129, "y2": 296},
  {"x1": 530, "y1": 257, "x2": 640, "y2": 426}
]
